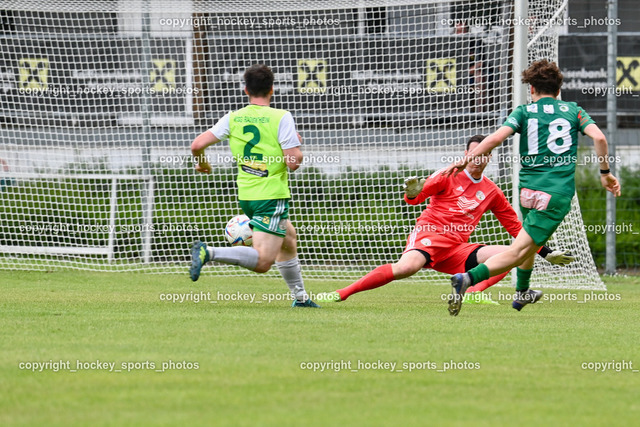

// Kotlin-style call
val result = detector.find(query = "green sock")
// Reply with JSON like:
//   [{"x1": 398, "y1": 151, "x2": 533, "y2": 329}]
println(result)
[
  {"x1": 516, "y1": 268, "x2": 533, "y2": 292},
  {"x1": 468, "y1": 263, "x2": 490, "y2": 285}
]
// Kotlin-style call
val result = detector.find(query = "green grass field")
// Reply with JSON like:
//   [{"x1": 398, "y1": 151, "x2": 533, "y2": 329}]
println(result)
[{"x1": 1, "y1": 271, "x2": 639, "y2": 426}]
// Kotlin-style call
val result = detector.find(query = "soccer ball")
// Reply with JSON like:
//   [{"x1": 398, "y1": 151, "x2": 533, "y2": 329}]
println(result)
[{"x1": 224, "y1": 215, "x2": 253, "y2": 246}]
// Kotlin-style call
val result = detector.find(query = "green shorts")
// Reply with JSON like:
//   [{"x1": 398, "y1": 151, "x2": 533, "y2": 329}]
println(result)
[
  {"x1": 239, "y1": 199, "x2": 290, "y2": 237},
  {"x1": 519, "y1": 188, "x2": 572, "y2": 246}
]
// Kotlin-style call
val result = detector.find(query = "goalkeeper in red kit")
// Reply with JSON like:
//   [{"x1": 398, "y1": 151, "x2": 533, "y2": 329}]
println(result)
[{"x1": 316, "y1": 135, "x2": 573, "y2": 305}]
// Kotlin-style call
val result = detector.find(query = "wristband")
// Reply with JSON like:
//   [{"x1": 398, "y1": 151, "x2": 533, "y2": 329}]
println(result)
[
  {"x1": 600, "y1": 169, "x2": 610, "y2": 175},
  {"x1": 538, "y1": 246, "x2": 551, "y2": 258}
]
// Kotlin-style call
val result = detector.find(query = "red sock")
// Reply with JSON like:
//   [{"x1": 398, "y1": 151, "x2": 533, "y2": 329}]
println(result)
[
  {"x1": 337, "y1": 264, "x2": 395, "y2": 301},
  {"x1": 466, "y1": 271, "x2": 509, "y2": 292}
]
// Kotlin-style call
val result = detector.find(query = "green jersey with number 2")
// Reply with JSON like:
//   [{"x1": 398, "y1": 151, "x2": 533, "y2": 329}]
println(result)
[
  {"x1": 228, "y1": 105, "x2": 291, "y2": 200},
  {"x1": 503, "y1": 97, "x2": 595, "y2": 197}
]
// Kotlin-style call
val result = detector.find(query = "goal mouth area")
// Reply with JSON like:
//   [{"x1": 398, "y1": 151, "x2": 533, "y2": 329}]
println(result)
[{"x1": 0, "y1": 0, "x2": 604, "y2": 291}]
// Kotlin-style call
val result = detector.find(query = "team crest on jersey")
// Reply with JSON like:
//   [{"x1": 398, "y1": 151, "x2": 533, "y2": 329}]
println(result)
[
  {"x1": 476, "y1": 191, "x2": 485, "y2": 201},
  {"x1": 456, "y1": 195, "x2": 479, "y2": 213},
  {"x1": 421, "y1": 238, "x2": 432, "y2": 246},
  {"x1": 544, "y1": 105, "x2": 554, "y2": 114},
  {"x1": 526, "y1": 104, "x2": 538, "y2": 113},
  {"x1": 559, "y1": 104, "x2": 569, "y2": 112}
]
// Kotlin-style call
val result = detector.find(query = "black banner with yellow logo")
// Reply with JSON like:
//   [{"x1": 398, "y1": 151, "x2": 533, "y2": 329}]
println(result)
[
  {"x1": 1, "y1": 37, "x2": 190, "y2": 126},
  {"x1": 209, "y1": 35, "x2": 492, "y2": 127},
  {"x1": 559, "y1": 34, "x2": 640, "y2": 116}
]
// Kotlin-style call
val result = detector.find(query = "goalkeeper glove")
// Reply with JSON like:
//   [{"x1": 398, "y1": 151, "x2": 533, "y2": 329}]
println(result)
[
  {"x1": 543, "y1": 250, "x2": 575, "y2": 267},
  {"x1": 403, "y1": 176, "x2": 426, "y2": 199}
]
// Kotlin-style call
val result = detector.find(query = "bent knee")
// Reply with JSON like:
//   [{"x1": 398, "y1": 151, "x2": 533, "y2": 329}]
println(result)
[
  {"x1": 253, "y1": 264, "x2": 271, "y2": 273},
  {"x1": 253, "y1": 262, "x2": 272, "y2": 274},
  {"x1": 254, "y1": 265, "x2": 271, "y2": 274},
  {"x1": 286, "y1": 225, "x2": 297, "y2": 240},
  {"x1": 282, "y1": 235, "x2": 297, "y2": 252}
]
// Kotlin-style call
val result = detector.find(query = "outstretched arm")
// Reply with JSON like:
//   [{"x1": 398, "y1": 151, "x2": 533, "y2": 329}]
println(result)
[
  {"x1": 403, "y1": 171, "x2": 447, "y2": 205},
  {"x1": 442, "y1": 126, "x2": 514, "y2": 177},
  {"x1": 583, "y1": 123, "x2": 621, "y2": 197}
]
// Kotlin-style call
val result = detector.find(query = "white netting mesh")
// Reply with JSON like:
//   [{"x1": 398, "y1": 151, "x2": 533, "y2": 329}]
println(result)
[{"x1": 0, "y1": 0, "x2": 603, "y2": 289}]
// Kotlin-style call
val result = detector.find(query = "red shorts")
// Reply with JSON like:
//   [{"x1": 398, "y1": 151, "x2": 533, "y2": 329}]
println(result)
[{"x1": 403, "y1": 229, "x2": 482, "y2": 275}]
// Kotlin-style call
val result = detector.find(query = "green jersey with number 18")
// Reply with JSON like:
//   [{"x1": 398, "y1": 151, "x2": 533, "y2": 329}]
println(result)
[
  {"x1": 209, "y1": 105, "x2": 301, "y2": 200},
  {"x1": 503, "y1": 97, "x2": 595, "y2": 197}
]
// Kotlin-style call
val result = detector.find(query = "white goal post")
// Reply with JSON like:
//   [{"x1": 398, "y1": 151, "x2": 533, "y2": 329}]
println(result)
[
  {"x1": 0, "y1": 0, "x2": 604, "y2": 289},
  {"x1": 0, "y1": 172, "x2": 154, "y2": 265}
]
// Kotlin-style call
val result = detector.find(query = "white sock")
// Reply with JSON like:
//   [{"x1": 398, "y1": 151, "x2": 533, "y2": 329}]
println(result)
[
  {"x1": 275, "y1": 256, "x2": 308, "y2": 302},
  {"x1": 207, "y1": 246, "x2": 259, "y2": 271}
]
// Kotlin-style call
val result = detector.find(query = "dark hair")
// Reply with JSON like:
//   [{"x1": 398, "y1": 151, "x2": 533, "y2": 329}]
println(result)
[
  {"x1": 521, "y1": 59, "x2": 563, "y2": 95},
  {"x1": 466, "y1": 134, "x2": 485, "y2": 151},
  {"x1": 243, "y1": 64, "x2": 274, "y2": 97}
]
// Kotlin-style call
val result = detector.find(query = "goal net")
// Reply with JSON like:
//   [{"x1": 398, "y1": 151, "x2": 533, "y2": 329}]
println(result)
[{"x1": 0, "y1": 0, "x2": 604, "y2": 289}]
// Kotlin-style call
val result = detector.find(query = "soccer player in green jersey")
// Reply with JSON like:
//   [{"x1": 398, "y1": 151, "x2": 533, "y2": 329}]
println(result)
[
  {"x1": 443, "y1": 59, "x2": 621, "y2": 316},
  {"x1": 188, "y1": 64, "x2": 319, "y2": 308}
]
